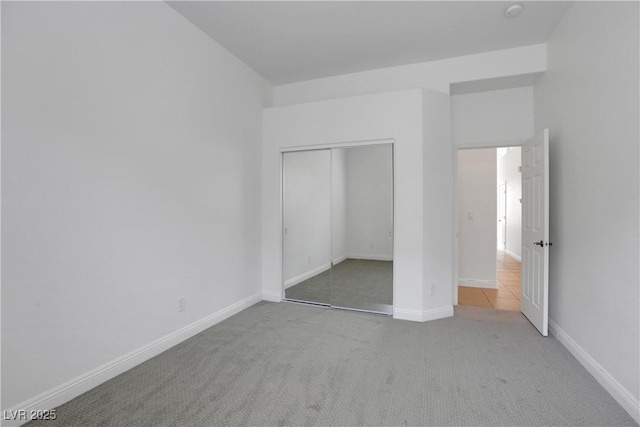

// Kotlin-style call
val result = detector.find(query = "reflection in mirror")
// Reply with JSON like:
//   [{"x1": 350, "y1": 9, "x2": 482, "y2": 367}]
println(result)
[
  {"x1": 330, "y1": 145, "x2": 393, "y2": 314},
  {"x1": 282, "y1": 150, "x2": 331, "y2": 305}
]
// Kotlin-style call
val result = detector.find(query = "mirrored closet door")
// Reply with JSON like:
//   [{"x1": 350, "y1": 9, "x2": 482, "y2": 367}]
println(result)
[
  {"x1": 282, "y1": 144, "x2": 393, "y2": 314},
  {"x1": 282, "y1": 150, "x2": 332, "y2": 305}
]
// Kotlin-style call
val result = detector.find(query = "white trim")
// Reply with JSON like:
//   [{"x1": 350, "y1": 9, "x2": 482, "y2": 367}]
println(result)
[
  {"x1": 505, "y1": 249, "x2": 522, "y2": 262},
  {"x1": 346, "y1": 253, "x2": 393, "y2": 262},
  {"x1": 393, "y1": 308, "x2": 424, "y2": 322},
  {"x1": 423, "y1": 306, "x2": 455, "y2": 321},
  {"x1": 458, "y1": 278, "x2": 498, "y2": 289},
  {"x1": 332, "y1": 254, "x2": 348, "y2": 265},
  {"x1": 280, "y1": 138, "x2": 395, "y2": 153},
  {"x1": 262, "y1": 291, "x2": 282, "y2": 302},
  {"x1": 393, "y1": 305, "x2": 454, "y2": 322},
  {"x1": 454, "y1": 139, "x2": 525, "y2": 150},
  {"x1": 1, "y1": 292, "x2": 263, "y2": 427},
  {"x1": 549, "y1": 319, "x2": 640, "y2": 424},
  {"x1": 283, "y1": 263, "x2": 331, "y2": 289}
]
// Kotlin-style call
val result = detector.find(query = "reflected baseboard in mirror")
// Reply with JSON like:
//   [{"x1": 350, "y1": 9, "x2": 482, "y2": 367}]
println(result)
[
  {"x1": 284, "y1": 267, "x2": 331, "y2": 306},
  {"x1": 285, "y1": 258, "x2": 392, "y2": 315}
]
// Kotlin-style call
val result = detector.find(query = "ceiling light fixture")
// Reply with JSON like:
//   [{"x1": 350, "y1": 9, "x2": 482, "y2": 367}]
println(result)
[{"x1": 505, "y1": 4, "x2": 523, "y2": 18}]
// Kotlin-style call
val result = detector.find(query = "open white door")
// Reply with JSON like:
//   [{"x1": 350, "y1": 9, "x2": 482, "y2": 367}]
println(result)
[{"x1": 521, "y1": 129, "x2": 550, "y2": 336}]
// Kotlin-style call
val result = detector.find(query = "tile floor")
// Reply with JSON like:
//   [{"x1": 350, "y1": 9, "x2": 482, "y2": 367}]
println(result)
[{"x1": 458, "y1": 250, "x2": 521, "y2": 311}]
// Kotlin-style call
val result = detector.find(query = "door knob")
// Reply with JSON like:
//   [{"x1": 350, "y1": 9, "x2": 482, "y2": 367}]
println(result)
[{"x1": 533, "y1": 240, "x2": 544, "y2": 247}]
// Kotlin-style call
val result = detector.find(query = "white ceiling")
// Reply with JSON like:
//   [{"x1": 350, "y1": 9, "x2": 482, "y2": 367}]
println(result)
[{"x1": 167, "y1": 1, "x2": 572, "y2": 86}]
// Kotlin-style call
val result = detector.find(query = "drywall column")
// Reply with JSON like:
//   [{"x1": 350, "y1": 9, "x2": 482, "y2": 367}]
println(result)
[
  {"x1": 423, "y1": 91, "x2": 455, "y2": 313},
  {"x1": 263, "y1": 89, "x2": 455, "y2": 321}
]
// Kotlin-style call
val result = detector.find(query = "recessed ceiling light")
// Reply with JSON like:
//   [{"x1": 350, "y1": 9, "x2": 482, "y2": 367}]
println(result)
[{"x1": 505, "y1": 4, "x2": 524, "y2": 18}]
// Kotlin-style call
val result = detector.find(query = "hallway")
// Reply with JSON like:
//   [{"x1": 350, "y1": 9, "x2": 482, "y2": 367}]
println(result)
[{"x1": 458, "y1": 251, "x2": 521, "y2": 311}]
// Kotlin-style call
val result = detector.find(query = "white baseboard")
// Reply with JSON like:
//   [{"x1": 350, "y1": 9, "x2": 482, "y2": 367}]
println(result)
[
  {"x1": 262, "y1": 291, "x2": 282, "y2": 302},
  {"x1": 505, "y1": 249, "x2": 522, "y2": 262},
  {"x1": 332, "y1": 254, "x2": 348, "y2": 265},
  {"x1": 458, "y1": 278, "x2": 498, "y2": 289},
  {"x1": 284, "y1": 263, "x2": 331, "y2": 289},
  {"x1": 346, "y1": 253, "x2": 393, "y2": 261},
  {"x1": 1, "y1": 292, "x2": 263, "y2": 427},
  {"x1": 393, "y1": 306, "x2": 454, "y2": 322},
  {"x1": 549, "y1": 319, "x2": 640, "y2": 424}
]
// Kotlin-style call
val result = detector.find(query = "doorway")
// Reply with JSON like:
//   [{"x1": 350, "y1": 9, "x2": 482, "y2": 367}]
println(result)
[{"x1": 456, "y1": 146, "x2": 522, "y2": 311}]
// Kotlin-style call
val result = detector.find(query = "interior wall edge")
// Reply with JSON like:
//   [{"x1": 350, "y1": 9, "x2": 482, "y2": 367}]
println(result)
[
  {"x1": 0, "y1": 292, "x2": 263, "y2": 423},
  {"x1": 549, "y1": 319, "x2": 640, "y2": 424}
]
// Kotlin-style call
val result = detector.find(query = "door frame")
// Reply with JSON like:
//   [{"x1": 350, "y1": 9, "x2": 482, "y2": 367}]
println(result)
[{"x1": 452, "y1": 140, "x2": 523, "y2": 306}]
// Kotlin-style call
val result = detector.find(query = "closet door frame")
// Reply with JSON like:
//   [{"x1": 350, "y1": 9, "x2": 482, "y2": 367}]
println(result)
[{"x1": 280, "y1": 139, "x2": 395, "y2": 314}]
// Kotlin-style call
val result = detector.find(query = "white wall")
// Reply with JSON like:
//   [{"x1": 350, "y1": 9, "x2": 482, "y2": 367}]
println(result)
[
  {"x1": 423, "y1": 92, "x2": 455, "y2": 311},
  {"x1": 345, "y1": 145, "x2": 393, "y2": 260},
  {"x1": 282, "y1": 151, "x2": 331, "y2": 286},
  {"x1": 497, "y1": 147, "x2": 522, "y2": 260},
  {"x1": 262, "y1": 89, "x2": 454, "y2": 321},
  {"x1": 451, "y1": 86, "x2": 532, "y2": 297},
  {"x1": 457, "y1": 149, "x2": 497, "y2": 287},
  {"x1": 534, "y1": 2, "x2": 639, "y2": 420},
  {"x1": 1, "y1": 1, "x2": 272, "y2": 412},
  {"x1": 274, "y1": 44, "x2": 546, "y2": 106},
  {"x1": 451, "y1": 86, "x2": 534, "y2": 147}
]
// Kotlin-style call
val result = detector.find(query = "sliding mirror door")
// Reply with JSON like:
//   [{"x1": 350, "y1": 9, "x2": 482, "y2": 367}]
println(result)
[
  {"x1": 282, "y1": 150, "x2": 332, "y2": 305},
  {"x1": 282, "y1": 144, "x2": 393, "y2": 314},
  {"x1": 330, "y1": 145, "x2": 393, "y2": 314}
]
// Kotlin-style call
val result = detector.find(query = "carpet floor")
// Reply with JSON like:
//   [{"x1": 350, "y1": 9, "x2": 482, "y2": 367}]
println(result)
[
  {"x1": 32, "y1": 302, "x2": 637, "y2": 427},
  {"x1": 285, "y1": 259, "x2": 392, "y2": 313}
]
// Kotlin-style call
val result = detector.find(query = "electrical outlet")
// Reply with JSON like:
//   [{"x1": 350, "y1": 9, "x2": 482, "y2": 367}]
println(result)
[
  {"x1": 307, "y1": 255, "x2": 311, "y2": 264},
  {"x1": 178, "y1": 296, "x2": 186, "y2": 312},
  {"x1": 369, "y1": 243, "x2": 375, "y2": 249},
  {"x1": 430, "y1": 284, "x2": 437, "y2": 296}
]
